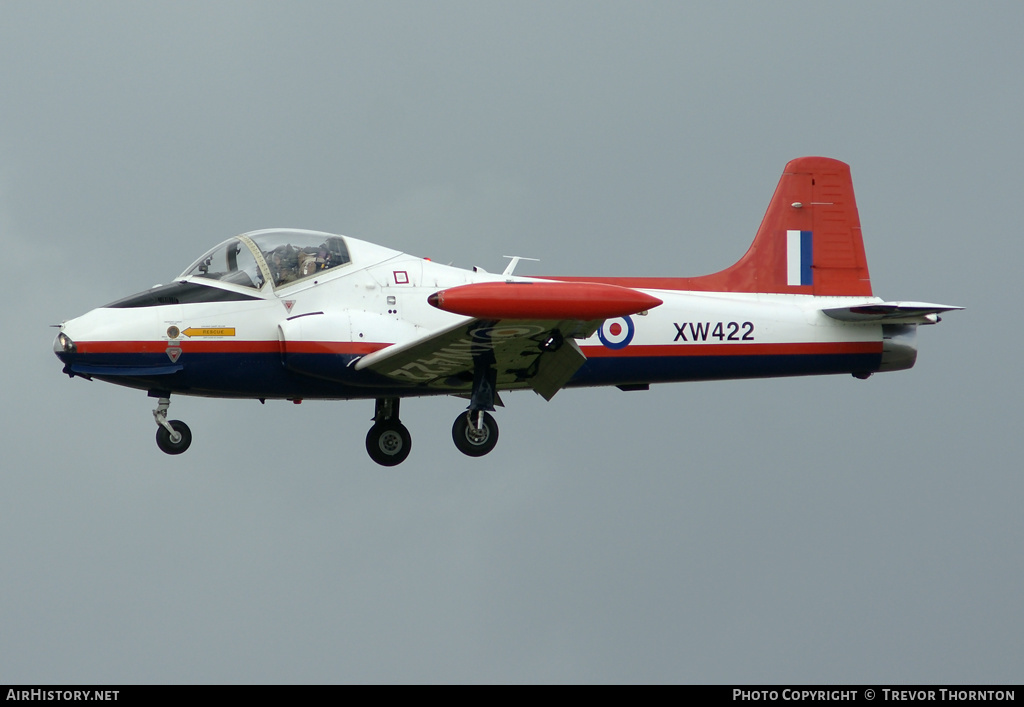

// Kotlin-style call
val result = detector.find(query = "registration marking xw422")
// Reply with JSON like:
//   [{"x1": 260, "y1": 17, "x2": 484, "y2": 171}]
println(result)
[{"x1": 673, "y1": 321, "x2": 755, "y2": 342}]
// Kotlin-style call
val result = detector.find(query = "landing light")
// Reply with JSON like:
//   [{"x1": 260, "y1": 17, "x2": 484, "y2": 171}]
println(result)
[{"x1": 55, "y1": 332, "x2": 76, "y2": 354}]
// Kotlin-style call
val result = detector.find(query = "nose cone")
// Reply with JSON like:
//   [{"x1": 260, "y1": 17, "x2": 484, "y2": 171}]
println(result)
[
  {"x1": 54, "y1": 310, "x2": 94, "y2": 377},
  {"x1": 53, "y1": 321, "x2": 85, "y2": 379},
  {"x1": 52, "y1": 307, "x2": 149, "y2": 378}
]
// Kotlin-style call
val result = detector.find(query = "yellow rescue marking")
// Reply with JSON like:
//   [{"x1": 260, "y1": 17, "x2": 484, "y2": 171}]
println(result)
[{"x1": 183, "y1": 327, "x2": 236, "y2": 338}]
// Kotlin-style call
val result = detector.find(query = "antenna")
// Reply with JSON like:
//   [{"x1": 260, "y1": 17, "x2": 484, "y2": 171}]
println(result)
[{"x1": 501, "y1": 255, "x2": 540, "y2": 277}]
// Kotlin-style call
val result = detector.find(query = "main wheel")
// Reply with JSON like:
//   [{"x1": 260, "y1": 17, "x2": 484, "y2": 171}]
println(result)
[
  {"x1": 452, "y1": 411, "x2": 499, "y2": 457},
  {"x1": 155, "y1": 419, "x2": 192, "y2": 455},
  {"x1": 366, "y1": 421, "x2": 412, "y2": 466}
]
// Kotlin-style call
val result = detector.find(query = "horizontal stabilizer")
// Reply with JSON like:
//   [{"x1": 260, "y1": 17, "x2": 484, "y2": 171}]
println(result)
[{"x1": 822, "y1": 301, "x2": 963, "y2": 324}]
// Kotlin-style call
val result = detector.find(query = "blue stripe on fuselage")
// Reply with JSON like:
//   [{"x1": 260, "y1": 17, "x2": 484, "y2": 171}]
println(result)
[
  {"x1": 60, "y1": 349, "x2": 883, "y2": 399},
  {"x1": 570, "y1": 351, "x2": 881, "y2": 387}
]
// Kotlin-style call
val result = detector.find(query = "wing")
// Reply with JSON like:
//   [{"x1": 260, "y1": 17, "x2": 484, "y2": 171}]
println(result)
[
  {"x1": 354, "y1": 316, "x2": 598, "y2": 401},
  {"x1": 355, "y1": 280, "x2": 663, "y2": 401},
  {"x1": 822, "y1": 301, "x2": 963, "y2": 325}
]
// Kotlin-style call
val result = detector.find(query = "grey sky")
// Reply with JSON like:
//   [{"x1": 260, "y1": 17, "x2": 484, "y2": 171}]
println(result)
[{"x1": 1, "y1": 1, "x2": 1020, "y2": 683}]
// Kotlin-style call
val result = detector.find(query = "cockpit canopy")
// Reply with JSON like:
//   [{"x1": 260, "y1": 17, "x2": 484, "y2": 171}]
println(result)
[{"x1": 182, "y1": 229, "x2": 351, "y2": 290}]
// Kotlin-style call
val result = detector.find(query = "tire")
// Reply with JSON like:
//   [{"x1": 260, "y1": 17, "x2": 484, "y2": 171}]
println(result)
[
  {"x1": 156, "y1": 420, "x2": 192, "y2": 455},
  {"x1": 452, "y1": 411, "x2": 499, "y2": 457},
  {"x1": 366, "y1": 421, "x2": 412, "y2": 466}
]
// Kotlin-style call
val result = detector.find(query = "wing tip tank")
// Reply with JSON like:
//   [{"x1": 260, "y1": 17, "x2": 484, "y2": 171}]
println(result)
[{"x1": 428, "y1": 281, "x2": 662, "y2": 320}]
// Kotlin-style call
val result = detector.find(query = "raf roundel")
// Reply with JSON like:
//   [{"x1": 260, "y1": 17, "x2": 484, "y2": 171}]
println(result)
[{"x1": 598, "y1": 315, "x2": 635, "y2": 350}]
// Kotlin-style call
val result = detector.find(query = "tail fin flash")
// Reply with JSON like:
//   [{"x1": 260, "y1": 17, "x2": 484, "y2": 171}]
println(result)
[{"x1": 690, "y1": 156, "x2": 873, "y2": 296}]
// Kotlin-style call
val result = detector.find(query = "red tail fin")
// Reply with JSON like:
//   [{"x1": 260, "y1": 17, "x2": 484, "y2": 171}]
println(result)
[
  {"x1": 687, "y1": 156, "x2": 872, "y2": 295},
  {"x1": 548, "y1": 157, "x2": 872, "y2": 295}
]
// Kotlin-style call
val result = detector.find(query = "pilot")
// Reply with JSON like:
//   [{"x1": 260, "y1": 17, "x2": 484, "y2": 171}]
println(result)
[
  {"x1": 316, "y1": 243, "x2": 333, "y2": 270},
  {"x1": 298, "y1": 249, "x2": 320, "y2": 278},
  {"x1": 269, "y1": 245, "x2": 301, "y2": 286}
]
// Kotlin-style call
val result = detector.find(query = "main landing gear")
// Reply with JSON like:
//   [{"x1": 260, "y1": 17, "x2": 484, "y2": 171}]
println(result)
[
  {"x1": 452, "y1": 354, "x2": 501, "y2": 458},
  {"x1": 366, "y1": 398, "x2": 412, "y2": 466},
  {"x1": 152, "y1": 395, "x2": 192, "y2": 455},
  {"x1": 365, "y1": 355, "x2": 505, "y2": 465},
  {"x1": 452, "y1": 410, "x2": 499, "y2": 457},
  {"x1": 363, "y1": 398, "x2": 502, "y2": 466}
]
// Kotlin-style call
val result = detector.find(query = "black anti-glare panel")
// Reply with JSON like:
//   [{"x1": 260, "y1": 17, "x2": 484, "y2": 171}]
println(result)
[{"x1": 104, "y1": 282, "x2": 262, "y2": 308}]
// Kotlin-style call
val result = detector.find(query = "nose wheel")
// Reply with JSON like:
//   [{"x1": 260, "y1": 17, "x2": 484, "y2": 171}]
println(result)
[
  {"x1": 156, "y1": 419, "x2": 192, "y2": 455},
  {"x1": 452, "y1": 410, "x2": 499, "y2": 457},
  {"x1": 152, "y1": 396, "x2": 192, "y2": 455}
]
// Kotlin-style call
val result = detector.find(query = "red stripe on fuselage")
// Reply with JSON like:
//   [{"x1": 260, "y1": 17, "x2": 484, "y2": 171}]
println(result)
[
  {"x1": 280, "y1": 341, "x2": 388, "y2": 355},
  {"x1": 77, "y1": 340, "x2": 879, "y2": 358},
  {"x1": 75, "y1": 340, "x2": 388, "y2": 355}
]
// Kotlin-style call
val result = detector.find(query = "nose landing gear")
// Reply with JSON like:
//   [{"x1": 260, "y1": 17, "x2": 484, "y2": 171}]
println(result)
[{"x1": 152, "y1": 396, "x2": 192, "y2": 455}]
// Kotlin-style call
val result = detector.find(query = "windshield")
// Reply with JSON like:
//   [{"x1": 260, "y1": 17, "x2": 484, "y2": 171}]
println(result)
[
  {"x1": 181, "y1": 230, "x2": 351, "y2": 290},
  {"x1": 182, "y1": 238, "x2": 265, "y2": 289}
]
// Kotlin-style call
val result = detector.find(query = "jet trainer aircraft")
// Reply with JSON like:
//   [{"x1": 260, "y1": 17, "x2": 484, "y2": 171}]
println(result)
[{"x1": 54, "y1": 157, "x2": 960, "y2": 465}]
